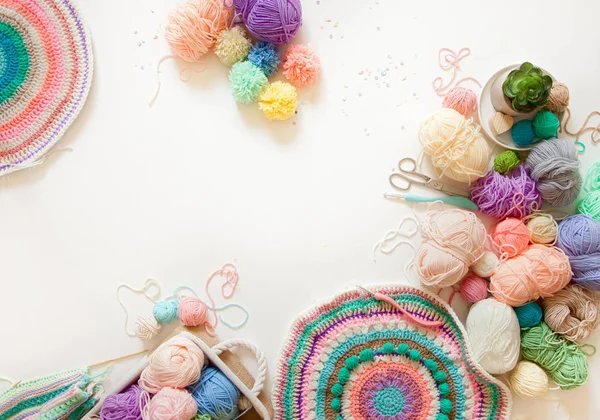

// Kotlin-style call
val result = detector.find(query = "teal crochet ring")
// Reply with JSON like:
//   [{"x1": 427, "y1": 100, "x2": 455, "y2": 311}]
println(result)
[{"x1": 274, "y1": 286, "x2": 512, "y2": 420}]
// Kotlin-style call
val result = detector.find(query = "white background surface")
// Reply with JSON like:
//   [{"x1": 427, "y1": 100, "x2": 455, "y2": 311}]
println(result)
[{"x1": 1, "y1": 0, "x2": 599, "y2": 418}]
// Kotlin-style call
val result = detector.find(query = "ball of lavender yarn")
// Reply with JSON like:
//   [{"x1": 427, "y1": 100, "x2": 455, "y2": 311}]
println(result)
[
  {"x1": 233, "y1": 0, "x2": 302, "y2": 44},
  {"x1": 470, "y1": 165, "x2": 542, "y2": 219},
  {"x1": 556, "y1": 214, "x2": 600, "y2": 290},
  {"x1": 525, "y1": 138, "x2": 582, "y2": 207},
  {"x1": 100, "y1": 384, "x2": 145, "y2": 420}
]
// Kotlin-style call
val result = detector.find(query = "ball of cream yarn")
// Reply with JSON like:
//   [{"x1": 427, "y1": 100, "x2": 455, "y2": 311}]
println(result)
[
  {"x1": 527, "y1": 214, "x2": 558, "y2": 244},
  {"x1": 471, "y1": 251, "x2": 499, "y2": 278},
  {"x1": 466, "y1": 298, "x2": 520, "y2": 375},
  {"x1": 509, "y1": 361, "x2": 549, "y2": 398},
  {"x1": 419, "y1": 108, "x2": 491, "y2": 184},
  {"x1": 416, "y1": 208, "x2": 488, "y2": 288}
]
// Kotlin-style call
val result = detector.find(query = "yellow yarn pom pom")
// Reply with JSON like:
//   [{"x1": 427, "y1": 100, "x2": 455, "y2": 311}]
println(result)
[
  {"x1": 215, "y1": 26, "x2": 252, "y2": 66},
  {"x1": 258, "y1": 81, "x2": 297, "y2": 120}
]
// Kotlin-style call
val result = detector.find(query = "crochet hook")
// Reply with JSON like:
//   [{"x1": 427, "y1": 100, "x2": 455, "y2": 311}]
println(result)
[
  {"x1": 384, "y1": 192, "x2": 479, "y2": 211},
  {"x1": 358, "y1": 286, "x2": 442, "y2": 328}
]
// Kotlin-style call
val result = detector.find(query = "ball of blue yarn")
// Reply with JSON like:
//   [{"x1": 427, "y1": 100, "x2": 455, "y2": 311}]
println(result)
[
  {"x1": 513, "y1": 302, "x2": 543, "y2": 328},
  {"x1": 152, "y1": 299, "x2": 179, "y2": 324},
  {"x1": 511, "y1": 119, "x2": 536, "y2": 147},
  {"x1": 248, "y1": 41, "x2": 281, "y2": 77},
  {"x1": 188, "y1": 366, "x2": 240, "y2": 420}
]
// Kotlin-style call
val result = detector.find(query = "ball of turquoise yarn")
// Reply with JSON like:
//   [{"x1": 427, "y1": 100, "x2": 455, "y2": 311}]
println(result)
[
  {"x1": 514, "y1": 302, "x2": 543, "y2": 328},
  {"x1": 511, "y1": 119, "x2": 536, "y2": 147},
  {"x1": 152, "y1": 299, "x2": 179, "y2": 324},
  {"x1": 188, "y1": 366, "x2": 240, "y2": 420},
  {"x1": 229, "y1": 61, "x2": 268, "y2": 104},
  {"x1": 533, "y1": 110, "x2": 559, "y2": 139}
]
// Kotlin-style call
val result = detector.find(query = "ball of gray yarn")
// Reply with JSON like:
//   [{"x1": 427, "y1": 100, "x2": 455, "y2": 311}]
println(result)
[{"x1": 525, "y1": 138, "x2": 582, "y2": 207}]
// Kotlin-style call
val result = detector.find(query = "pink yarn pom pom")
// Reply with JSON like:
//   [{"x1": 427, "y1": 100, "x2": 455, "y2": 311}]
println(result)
[
  {"x1": 459, "y1": 275, "x2": 489, "y2": 303},
  {"x1": 178, "y1": 296, "x2": 209, "y2": 327},
  {"x1": 144, "y1": 388, "x2": 197, "y2": 420},
  {"x1": 442, "y1": 87, "x2": 478, "y2": 116},
  {"x1": 283, "y1": 44, "x2": 320, "y2": 87}
]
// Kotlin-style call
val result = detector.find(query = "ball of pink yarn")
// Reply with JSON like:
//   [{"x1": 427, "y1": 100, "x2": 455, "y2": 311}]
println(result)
[
  {"x1": 178, "y1": 296, "x2": 209, "y2": 327},
  {"x1": 164, "y1": 0, "x2": 233, "y2": 62},
  {"x1": 491, "y1": 218, "x2": 530, "y2": 258},
  {"x1": 459, "y1": 275, "x2": 489, "y2": 303},
  {"x1": 442, "y1": 87, "x2": 478, "y2": 116},
  {"x1": 490, "y1": 244, "x2": 572, "y2": 306},
  {"x1": 283, "y1": 44, "x2": 320, "y2": 86},
  {"x1": 144, "y1": 388, "x2": 197, "y2": 420}
]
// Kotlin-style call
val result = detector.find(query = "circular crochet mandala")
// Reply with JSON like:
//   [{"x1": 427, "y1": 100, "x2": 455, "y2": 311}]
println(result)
[
  {"x1": 0, "y1": 0, "x2": 93, "y2": 174},
  {"x1": 275, "y1": 286, "x2": 511, "y2": 420}
]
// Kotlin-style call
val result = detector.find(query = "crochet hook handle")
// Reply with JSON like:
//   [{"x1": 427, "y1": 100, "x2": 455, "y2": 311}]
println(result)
[
  {"x1": 384, "y1": 192, "x2": 479, "y2": 211},
  {"x1": 358, "y1": 287, "x2": 442, "y2": 327}
]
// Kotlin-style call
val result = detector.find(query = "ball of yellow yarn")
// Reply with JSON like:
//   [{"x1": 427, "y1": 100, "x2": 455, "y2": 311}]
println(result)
[
  {"x1": 419, "y1": 108, "x2": 491, "y2": 184},
  {"x1": 258, "y1": 81, "x2": 297, "y2": 120},
  {"x1": 214, "y1": 26, "x2": 252, "y2": 66},
  {"x1": 509, "y1": 361, "x2": 549, "y2": 398},
  {"x1": 546, "y1": 82, "x2": 570, "y2": 113},
  {"x1": 527, "y1": 214, "x2": 557, "y2": 244}
]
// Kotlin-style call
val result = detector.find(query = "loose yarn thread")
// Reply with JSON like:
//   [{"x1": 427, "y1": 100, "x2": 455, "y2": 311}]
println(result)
[
  {"x1": 508, "y1": 361, "x2": 549, "y2": 398},
  {"x1": 541, "y1": 284, "x2": 600, "y2": 342},
  {"x1": 470, "y1": 165, "x2": 542, "y2": 219},
  {"x1": 525, "y1": 138, "x2": 582, "y2": 207},
  {"x1": 117, "y1": 280, "x2": 163, "y2": 341},
  {"x1": 432, "y1": 48, "x2": 481, "y2": 96},
  {"x1": 520, "y1": 322, "x2": 589, "y2": 390},
  {"x1": 188, "y1": 367, "x2": 240, "y2": 420},
  {"x1": 562, "y1": 108, "x2": 600, "y2": 144},
  {"x1": 466, "y1": 298, "x2": 520, "y2": 375}
]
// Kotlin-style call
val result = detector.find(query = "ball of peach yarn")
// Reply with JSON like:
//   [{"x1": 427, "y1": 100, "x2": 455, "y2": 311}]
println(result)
[
  {"x1": 139, "y1": 336, "x2": 204, "y2": 393},
  {"x1": 144, "y1": 388, "x2": 198, "y2": 420},
  {"x1": 164, "y1": 0, "x2": 233, "y2": 62},
  {"x1": 178, "y1": 296, "x2": 209, "y2": 327},
  {"x1": 416, "y1": 208, "x2": 488, "y2": 288},
  {"x1": 442, "y1": 87, "x2": 477, "y2": 116},
  {"x1": 490, "y1": 244, "x2": 572, "y2": 306},
  {"x1": 491, "y1": 218, "x2": 530, "y2": 258}
]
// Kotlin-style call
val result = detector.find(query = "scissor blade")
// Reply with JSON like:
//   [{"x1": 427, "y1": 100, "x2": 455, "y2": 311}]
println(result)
[{"x1": 427, "y1": 180, "x2": 471, "y2": 198}]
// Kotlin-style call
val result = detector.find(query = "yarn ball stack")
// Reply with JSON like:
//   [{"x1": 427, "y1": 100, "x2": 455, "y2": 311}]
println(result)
[
  {"x1": 491, "y1": 218, "x2": 530, "y2": 258},
  {"x1": 100, "y1": 385, "x2": 146, "y2": 420},
  {"x1": 470, "y1": 165, "x2": 542, "y2": 219},
  {"x1": 532, "y1": 110, "x2": 559, "y2": 139},
  {"x1": 556, "y1": 214, "x2": 600, "y2": 290},
  {"x1": 248, "y1": 41, "x2": 281, "y2": 77},
  {"x1": 511, "y1": 119, "x2": 536, "y2": 147},
  {"x1": 189, "y1": 367, "x2": 240, "y2": 420},
  {"x1": 525, "y1": 138, "x2": 582, "y2": 207},
  {"x1": 442, "y1": 87, "x2": 478, "y2": 116},
  {"x1": 214, "y1": 27, "x2": 252, "y2": 66},
  {"x1": 541, "y1": 284, "x2": 600, "y2": 342},
  {"x1": 546, "y1": 82, "x2": 570, "y2": 113},
  {"x1": 258, "y1": 81, "x2": 298, "y2": 120},
  {"x1": 493, "y1": 150, "x2": 521, "y2": 175},
  {"x1": 466, "y1": 298, "x2": 520, "y2": 375},
  {"x1": 508, "y1": 361, "x2": 549, "y2": 398},
  {"x1": 232, "y1": 0, "x2": 303, "y2": 44},
  {"x1": 283, "y1": 44, "x2": 320, "y2": 86},
  {"x1": 459, "y1": 275, "x2": 488, "y2": 303},
  {"x1": 578, "y1": 162, "x2": 600, "y2": 222},
  {"x1": 416, "y1": 208, "x2": 488, "y2": 287},
  {"x1": 419, "y1": 108, "x2": 491, "y2": 184},
  {"x1": 514, "y1": 302, "x2": 543, "y2": 328},
  {"x1": 229, "y1": 62, "x2": 268, "y2": 103},
  {"x1": 145, "y1": 388, "x2": 198, "y2": 420},
  {"x1": 526, "y1": 213, "x2": 558, "y2": 244}
]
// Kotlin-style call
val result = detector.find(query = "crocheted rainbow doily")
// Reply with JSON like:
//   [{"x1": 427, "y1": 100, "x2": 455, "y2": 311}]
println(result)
[
  {"x1": 0, "y1": 0, "x2": 93, "y2": 174},
  {"x1": 275, "y1": 286, "x2": 511, "y2": 420}
]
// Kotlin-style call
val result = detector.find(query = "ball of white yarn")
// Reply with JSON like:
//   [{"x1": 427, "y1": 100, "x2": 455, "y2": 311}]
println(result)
[
  {"x1": 135, "y1": 315, "x2": 162, "y2": 341},
  {"x1": 509, "y1": 361, "x2": 549, "y2": 398},
  {"x1": 471, "y1": 251, "x2": 499, "y2": 278},
  {"x1": 466, "y1": 298, "x2": 520, "y2": 375}
]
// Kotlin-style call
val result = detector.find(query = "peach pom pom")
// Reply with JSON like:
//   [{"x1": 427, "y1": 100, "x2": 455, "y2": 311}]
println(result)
[
  {"x1": 442, "y1": 87, "x2": 478, "y2": 116},
  {"x1": 282, "y1": 44, "x2": 320, "y2": 87}
]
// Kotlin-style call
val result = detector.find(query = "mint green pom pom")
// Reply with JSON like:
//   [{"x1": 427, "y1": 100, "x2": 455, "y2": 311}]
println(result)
[
  {"x1": 423, "y1": 358, "x2": 438, "y2": 372},
  {"x1": 382, "y1": 342, "x2": 395, "y2": 354},
  {"x1": 440, "y1": 399, "x2": 453, "y2": 414},
  {"x1": 345, "y1": 356, "x2": 359, "y2": 370},
  {"x1": 439, "y1": 382, "x2": 450, "y2": 395},
  {"x1": 229, "y1": 61, "x2": 267, "y2": 104},
  {"x1": 359, "y1": 349, "x2": 374, "y2": 362},
  {"x1": 436, "y1": 414, "x2": 449, "y2": 420},
  {"x1": 331, "y1": 397, "x2": 341, "y2": 411},
  {"x1": 331, "y1": 383, "x2": 343, "y2": 396},
  {"x1": 409, "y1": 349, "x2": 421, "y2": 361},
  {"x1": 434, "y1": 371, "x2": 447, "y2": 383},
  {"x1": 338, "y1": 368, "x2": 350, "y2": 384},
  {"x1": 397, "y1": 343, "x2": 409, "y2": 354}
]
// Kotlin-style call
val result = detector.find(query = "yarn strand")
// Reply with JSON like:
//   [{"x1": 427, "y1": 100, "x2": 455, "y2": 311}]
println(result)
[
  {"x1": 562, "y1": 108, "x2": 600, "y2": 143},
  {"x1": 432, "y1": 48, "x2": 481, "y2": 96},
  {"x1": 117, "y1": 279, "x2": 162, "y2": 338}
]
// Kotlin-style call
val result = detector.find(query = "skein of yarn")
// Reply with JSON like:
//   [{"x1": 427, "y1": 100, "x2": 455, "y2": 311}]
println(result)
[
  {"x1": 459, "y1": 275, "x2": 488, "y2": 303},
  {"x1": 416, "y1": 208, "x2": 488, "y2": 287},
  {"x1": 471, "y1": 250, "x2": 499, "y2": 278},
  {"x1": 493, "y1": 150, "x2": 520, "y2": 175},
  {"x1": 521, "y1": 322, "x2": 589, "y2": 389},
  {"x1": 514, "y1": 302, "x2": 543, "y2": 328},
  {"x1": 491, "y1": 218, "x2": 530, "y2": 258},
  {"x1": 466, "y1": 298, "x2": 520, "y2": 375},
  {"x1": 442, "y1": 87, "x2": 477, "y2": 116},
  {"x1": 232, "y1": 0, "x2": 302, "y2": 45},
  {"x1": 578, "y1": 162, "x2": 600, "y2": 222},
  {"x1": 509, "y1": 361, "x2": 549, "y2": 398},
  {"x1": 546, "y1": 82, "x2": 569, "y2": 114},
  {"x1": 526, "y1": 213, "x2": 558, "y2": 244},
  {"x1": 532, "y1": 110, "x2": 560, "y2": 140},
  {"x1": 100, "y1": 385, "x2": 146, "y2": 420},
  {"x1": 144, "y1": 388, "x2": 198, "y2": 420},
  {"x1": 188, "y1": 366, "x2": 240, "y2": 420},
  {"x1": 541, "y1": 284, "x2": 600, "y2": 342},
  {"x1": 178, "y1": 296, "x2": 210, "y2": 328},
  {"x1": 525, "y1": 138, "x2": 582, "y2": 207},
  {"x1": 153, "y1": 300, "x2": 179, "y2": 324},
  {"x1": 511, "y1": 119, "x2": 536, "y2": 147},
  {"x1": 135, "y1": 316, "x2": 162, "y2": 341},
  {"x1": 139, "y1": 336, "x2": 205, "y2": 393},
  {"x1": 419, "y1": 108, "x2": 491, "y2": 184},
  {"x1": 164, "y1": 0, "x2": 233, "y2": 62},
  {"x1": 556, "y1": 214, "x2": 600, "y2": 290},
  {"x1": 490, "y1": 244, "x2": 572, "y2": 306},
  {"x1": 470, "y1": 165, "x2": 542, "y2": 219}
]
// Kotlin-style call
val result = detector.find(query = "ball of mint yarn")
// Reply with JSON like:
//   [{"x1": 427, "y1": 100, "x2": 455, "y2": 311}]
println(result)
[
  {"x1": 514, "y1": 302, "x2": 542, "y2": 328},
  {"x1": 247, "y1": 41, "x2": 281, "y2": 77},
  {"x1": 511, "y1": 119, "x2": 536, "y2": 147},
  {"x1": 493, "y1": 150, "x2": 521, "y2": 174},
  {"x1": 153, "y1": 299, "x2": 179, "y2": 324},
  {"x1": 533, "y1": 110, "x2": 559, "y2": 139},
  {"x1": 229, "y1": 61, "x2": 268, "y2": 104}
]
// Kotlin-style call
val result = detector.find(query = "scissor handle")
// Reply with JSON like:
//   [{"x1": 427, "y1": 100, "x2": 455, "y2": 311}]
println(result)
[{"x1": 397, "y1": 157, "x2": 418, "y2": 173}]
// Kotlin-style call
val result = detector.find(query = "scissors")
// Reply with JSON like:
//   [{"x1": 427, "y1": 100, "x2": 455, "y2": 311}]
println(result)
[{"x1": 388, "y1": 157, "x2": 470, "y2": 198}]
